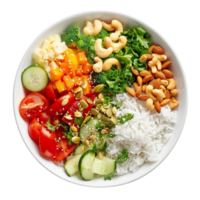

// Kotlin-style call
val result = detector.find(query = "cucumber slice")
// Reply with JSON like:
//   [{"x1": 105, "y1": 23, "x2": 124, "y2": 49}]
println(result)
[
  {"x1": 80, "y1": 119, "x2": 99, "y2": 141},
  {"x1": 92, "y1": 158, "x2": 106, "y2": 175},
  {"x1": 78, "y1": 150, "x2": 95, "y2": 181},
  {"x1": 74, "y1": 144, "x2": 88, "y2": 155},
  {"x1": 100, "y1": 135, "x2": 108, "y2": 151},
  {"x1": 102, "y1": 156, "x2": 116, "y2": 175},
  {"x1": 88, "y1": 143, "x2": 97, "y2": 151},
  {"x1": 65, "y1": 154, "x2": 82, "y2": 176},
  {"x1": 21, "y1": 65, "x2": 48, "y2": 92}
]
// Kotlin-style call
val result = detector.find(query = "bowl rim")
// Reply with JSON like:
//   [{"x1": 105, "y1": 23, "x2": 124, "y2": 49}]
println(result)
[{"x1": 13, "y1": 11, "x2": 188, "y2": 187}]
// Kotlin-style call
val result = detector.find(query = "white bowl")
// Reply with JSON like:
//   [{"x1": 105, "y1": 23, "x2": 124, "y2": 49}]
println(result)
[{"x1": 13, "y1": 11, "x2": 188, "y2": 187}]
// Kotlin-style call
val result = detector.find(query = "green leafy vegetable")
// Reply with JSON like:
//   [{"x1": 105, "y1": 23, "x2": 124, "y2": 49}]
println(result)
[
  {"x1": 61, "y1": 26, "x2": 80, "y2": 45},
  {"x1": 116, "y1": 101, "x2": 122, "y2": 109},
  {"x1": 93, "y1": 64, "x2": 133, "y2": 105},
  {"x1": 104, "y1": 173, "x2": 116, "y2": 181},
  {"x1": 133, "y1": 59, "x2": 147, "y2": 72},
  {"x1": 121, "y1": 26, "x2": 152, "y2": 59},
  {"x1": 74, "y1": 116, "x2": 83, "y2": 125},
  {"x1": 117, "y1": 113, "x2": 134, "y2": 124},
  {"x1": 108, "y1": 123, "x2": 116, "y2": 129},
  {"x1": 63, "y1": 128, "x2": 76, "y2": 145},
  {"x1": 116, "y1": 149, "x2": 129, "y2": 163},
  {"x1": 141, "y1": 50, "x2": 152, "y2": 55},
  {"x1": 95, "y1": 123, "x2": 105, "y2": 132},
  {"x1": 45, "y1": 120, "x2": 59, "y2": 132},
  {"x1": 134, "y1": 27, "x2": 152, "y2": 49}
]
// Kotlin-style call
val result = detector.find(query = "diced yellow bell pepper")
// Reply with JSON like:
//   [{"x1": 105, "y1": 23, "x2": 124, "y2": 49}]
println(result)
[
  {"x1": 49, "y1": 67, "x2": 64, "y2": 82},
  {"x1": 54, "y1": 80, "x2": 67, "y2": 93}
]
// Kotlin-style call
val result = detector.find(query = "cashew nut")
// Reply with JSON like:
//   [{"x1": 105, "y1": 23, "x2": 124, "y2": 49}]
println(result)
[
  {"x1": 170, "y1": 89, "x2": 178, "y2": 96},
  {"x1": 102, "y1": 21, "x2": 115, "y2": 32},
  {"x1": 103, "y1": 58, "x2": 121, "y2": 71},
  {"x1": 148, "y1": 57, "x2": 158, "y2": 73},
  {"x1": 109, "y1": 20, "x2": 123, "y2": 42},
  {"x1": 152, "y1": 54, "x2": 167, "y2": 61},
  {"x1": 93, "y1": 57, "x2": 103, "y2": 73},
  {"x1": 95, "y1": 39, "x2": 113, "y2": 58},
  {"x1": 161, "y1": 80, "x2": 169, "y2": 87},
  {"x1": 167, "y1": 78, "x2": 176, "y2": 90},
  {"x1": 156, "y1": 60, "x2": 162, "y2": 70},
  {"x1": 169, "y1": 97, "x2": 179, "y2": 109},
  {"x1": 160, "y1": 85, "x2": 166, "y2": 92},
  {"x1": 152, "y1": 89, "x2": 165, "y2": 102},
  {"x1": 140, "y1": 54, "x2": 148, "y2": 63},
  {"x1": 146, "y1": 98, "x2": 155, "y2": 111},
  {"x1": 83, "y1": 20, "x2": 102, "y2": 36},
  {"x1": 146, "y1": 85, "x2": 157, "y2": 101},
  {"x1": 139, "y1": 54, "x2": 153, "y2": 63},
  {"x1": 104, "y1": 36, "x2": 127, "y2": 53}
]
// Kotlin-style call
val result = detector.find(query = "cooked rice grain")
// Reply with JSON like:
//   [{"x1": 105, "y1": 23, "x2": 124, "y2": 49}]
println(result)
[{"x1": 106, "y1": 93, "x2": 177, "y2": 175}]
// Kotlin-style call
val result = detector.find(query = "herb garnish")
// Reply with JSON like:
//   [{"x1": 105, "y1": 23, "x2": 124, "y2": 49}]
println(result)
[
  {"x1": 74, "y1": 116, "x2": 83, "y2": 125},
  {"x1": 104, "y1": 173, "x2": 116, "y2": 181},
  {"x1": 117, "y1": 113, "x2": 134, "y2": 124},
  {"x1": 61, "y1": 122, "x2": 69, "y2": 131},
  {"x1": 116, "y1": 101, "x2": 122, "y2": 109},
  {"x1": 95, "y1": 123, "x2": 105, "y2": 132},
  {"x1": 106, "y1": 133, "x2": 116, "y2": 138},
  {"x1": 45, "y1": 120, "x2": 59, "y2": 132},
  {"x1": 116, "y1": 149, "x2": 129, "y2": 164},
  {"x1": 63, "y1": 128, "x2": 76, "y2": 145}
]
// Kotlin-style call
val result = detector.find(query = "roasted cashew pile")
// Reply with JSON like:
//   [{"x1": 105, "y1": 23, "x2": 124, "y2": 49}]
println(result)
[
  {"x1": 83, "y1": 19, "x2": 127, "y2": 73},
  {"x1": 126, "y1": 45, "x2": 179, "y2": 112}
]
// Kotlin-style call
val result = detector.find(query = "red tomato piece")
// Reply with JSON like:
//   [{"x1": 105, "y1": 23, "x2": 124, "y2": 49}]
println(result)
[
  {"x1": 39, "y1": 123, "x2": 57, "y2": 158},
  {"x1": 38, "y1": 112, "x2": 51, "y2": 124},
  {"x1": 19, "y1": 93, "x2": 49, "y2": 120},
  {"x1": 28, "y1": 118, "x2": 41, "y2": 144},
  {"x1": 48, "y1": 92, "x2": 75, "y2": 116},
  {"x1": 45, "y1": 81, "x2": 58, "y2": 102},
  {"x1": 54, "y1": 132, "x2": 77, "y2": 162},
  {"x1": 51, "y1": 115, "x2": 63, "y2": 132},
  {"x1": 90, "y1": 93, "x2": 98, "y2": 101}
]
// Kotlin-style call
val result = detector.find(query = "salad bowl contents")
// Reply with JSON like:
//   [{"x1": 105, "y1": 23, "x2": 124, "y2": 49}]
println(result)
[{"x1": 14, "y1": 13, "x2": 187, "y2": 186}]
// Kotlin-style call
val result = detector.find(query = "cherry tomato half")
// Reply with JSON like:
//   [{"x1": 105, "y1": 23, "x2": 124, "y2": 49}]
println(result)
[
  {"x1": 28, "y1": 118, "x2": 41, "y2": 144},
  {"x1": 19, "y1": 93, "x2": 49, "y2": 120},
  {"x1": 39, "y1": 123, "x2": 57, "y2": 158},
  {"x1": 48, "y1": 92, "x2": 75, "y2": 116},
  {"x1": 54, "y1": 132, "x2": 77, "y2": 162},
  {"x1": 37, "y1": 112, "x2": 51, "y2": 124},
  {"x1": 45, "y1": 81, "x2": 58, "y2": 102}
]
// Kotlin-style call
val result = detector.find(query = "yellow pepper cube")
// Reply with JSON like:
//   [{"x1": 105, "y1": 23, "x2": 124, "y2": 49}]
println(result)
[
  {"x1": 54, "y1": 80, "x2": 67, "y2": 93},
  {"x1": 49, "y1": 68, "x2": 64, "y2": 82}
]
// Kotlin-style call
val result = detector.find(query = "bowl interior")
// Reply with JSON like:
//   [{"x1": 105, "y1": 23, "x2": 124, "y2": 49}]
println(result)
[{"x1": 13, "y1": 12, "x2": 187, "y2": 187}]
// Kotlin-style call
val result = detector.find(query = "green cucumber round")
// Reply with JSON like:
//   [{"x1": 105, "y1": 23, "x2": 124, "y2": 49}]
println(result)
[
  {"x1": 78, "y1": 150, "x2": 95, "y2": 181},
  {"x1": 21, "y1": 65, "x2": 49, "y2": 92}
]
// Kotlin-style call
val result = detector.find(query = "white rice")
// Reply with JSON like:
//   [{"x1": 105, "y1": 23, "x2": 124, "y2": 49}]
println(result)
[{"x1": 106, "y1": 93, "x2": 177, "y2": 175}]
